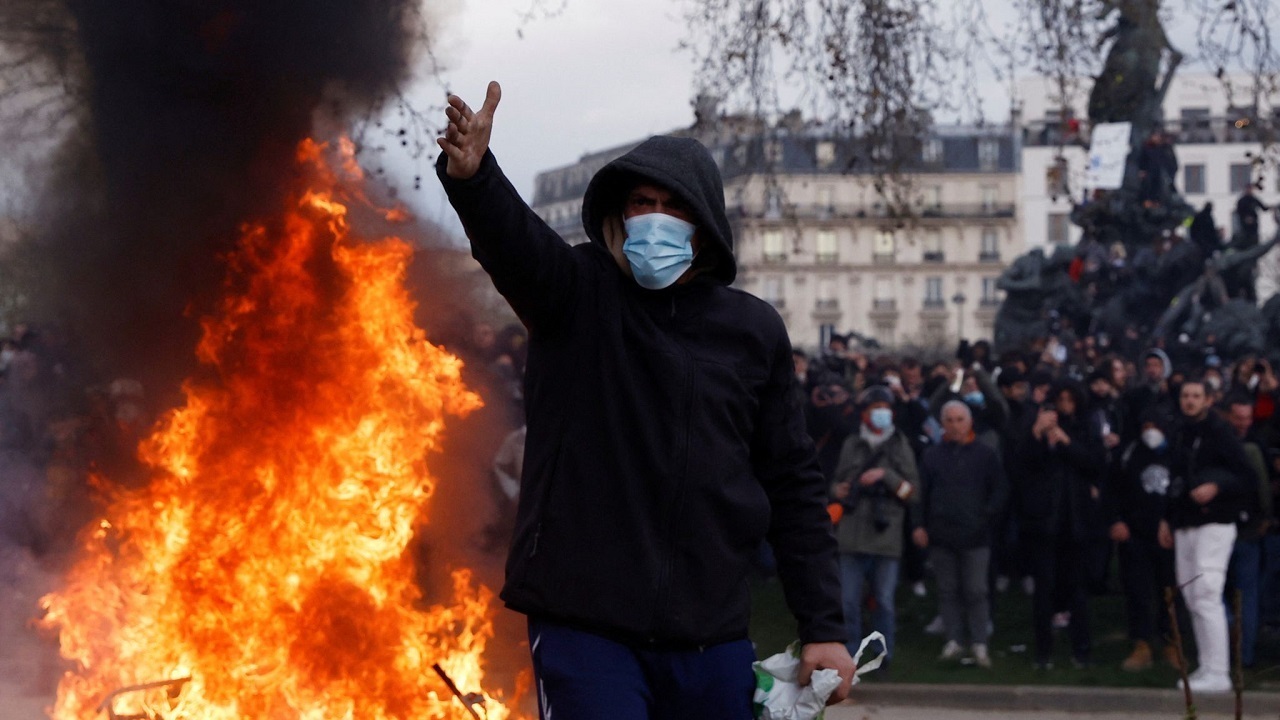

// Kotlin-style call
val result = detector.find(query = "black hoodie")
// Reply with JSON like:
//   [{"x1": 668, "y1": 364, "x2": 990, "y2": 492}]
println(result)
[{"x1": 436, "y1": 138, "x2": 844, "y2": 648}]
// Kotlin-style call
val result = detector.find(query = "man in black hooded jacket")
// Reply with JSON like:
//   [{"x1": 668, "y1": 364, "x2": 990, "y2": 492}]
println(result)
[{"x1": 436, "y1": 82, "x2": 854, "y2": 719}]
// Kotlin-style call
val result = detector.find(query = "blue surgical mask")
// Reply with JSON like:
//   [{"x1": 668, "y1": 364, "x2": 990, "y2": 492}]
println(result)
[
  {"x1": 623, "y1": 213, "x2": 696, "y2": 290},
  {"x1": 869, "y1": 407, "x2": 894, "y2": 431},
  {"x1": 963, "y1": 391, "x2": 985, "y2": 407}
]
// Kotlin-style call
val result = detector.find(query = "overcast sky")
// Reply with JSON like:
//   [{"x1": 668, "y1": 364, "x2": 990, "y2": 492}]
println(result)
[
  {"x1": 396, "y1": 0, "x2": 699, "y2": 237},
  {"x1": 394, "y1": 0, "x2": 1242, "y2": 241}
]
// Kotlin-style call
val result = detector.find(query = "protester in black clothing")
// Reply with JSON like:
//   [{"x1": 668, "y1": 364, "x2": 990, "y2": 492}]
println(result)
[
  {"x1": 1124, "y1": 348, "x2": 1176, "y2": 442},
  {"x1": 1084, "y1": 369, "x2": 1126, "y2": 591},
  {"x1": 806, "y1": 378, "x2": 858, "y2": 483},
  {"x1": 1013, "y1": 379, "x2": 1107, "y2": 669},
  {"x1": 994, "y1": 367, "x2": 1032, "y2": 593},
  {"x1": 1138, "y1": 129, "x2": 1178, "y2": 208},
  {"x1": 1108, "y1": 410, "x2": 1180, "y2": 671},
  {"x1": 1235, "y1": 184, "x2": 1271, "y2": 248},
  {"x1": 1189, "y1": 202, "x2": 1220, "y2": 258},
  {"x1": 436, "y1": 82, "x2": 854, "y2": 714}
]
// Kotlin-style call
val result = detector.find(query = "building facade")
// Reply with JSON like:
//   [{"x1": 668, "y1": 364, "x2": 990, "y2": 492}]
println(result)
[
  {"x1": 532, "y1": 113, "x2": 1020, "y2": 352},
  {"x1": 1019, "y1": 74, "x2": 1279, "y2": 252}
]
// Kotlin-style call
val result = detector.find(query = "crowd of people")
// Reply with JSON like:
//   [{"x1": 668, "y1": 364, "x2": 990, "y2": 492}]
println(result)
[{"x1": 794, "y1": 333, "x2": 1278, "y2": 693}]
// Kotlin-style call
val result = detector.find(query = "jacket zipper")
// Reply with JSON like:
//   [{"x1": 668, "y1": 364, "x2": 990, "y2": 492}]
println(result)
[{"x1": 650, "y1": 332, "x2": 695, "y2": 640}]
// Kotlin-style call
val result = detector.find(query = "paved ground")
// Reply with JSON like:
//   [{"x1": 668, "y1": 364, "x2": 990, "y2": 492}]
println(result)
[
  {"x1": 5, "y1": 543, "x2": 1278, "y2": 720},
  {"x1": 833, "y1": 683, "x2": 1280, "y2": 719}
]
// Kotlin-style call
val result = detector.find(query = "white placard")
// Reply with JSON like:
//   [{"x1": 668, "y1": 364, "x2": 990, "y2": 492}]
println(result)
[{"x1": 1085, "y1": 122, "x2": 1132, "y2": 190}]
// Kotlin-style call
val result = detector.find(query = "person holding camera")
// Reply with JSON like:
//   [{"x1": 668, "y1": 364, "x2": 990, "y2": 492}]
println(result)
[
  {"x1": 1012, "y1": 379, "x2": 1107, "y2": 669},
  {"x1": 831, "y1": 385, "x2": 921, "y2": 668}
]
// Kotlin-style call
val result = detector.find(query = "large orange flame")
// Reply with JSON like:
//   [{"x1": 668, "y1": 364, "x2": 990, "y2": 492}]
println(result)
[{"x1": 40, "y1": 139, "x2": 512, "y2": 720}]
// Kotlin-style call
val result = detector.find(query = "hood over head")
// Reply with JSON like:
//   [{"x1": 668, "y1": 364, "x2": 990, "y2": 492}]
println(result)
[
  {"x1": 582, "y1": 135, "x2": 736, "y2": 285},
  {"x1": 1144, "y1": 347, "x2": 1173, "y2": 380}
]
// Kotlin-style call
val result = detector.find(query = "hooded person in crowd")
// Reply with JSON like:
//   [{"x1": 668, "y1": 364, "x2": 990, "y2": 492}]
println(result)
[
  {"x1": 436, "y1": 82, "x2": 854, "y2": 719},
  {"x1": 913, "y1": 400, "x2": 1008, "y2": 668},
  {"x1": 1124, "y1": 348, "x2": 1175, "y2": 442},
  {"x1": 1107, "y1": 409, "x2": 1181, "y2": 671},
  {"x1": 805, "y1": 377, "x2": 858, "y2": 484},
  {"x1": 1158, "y1": 378, "x2": 1254, "y2": 694},
  {"x1": 1012, "y1": 379, "x2": 1107, "y2": 669},
  {"x1": 831, "y1": 384, "x2": 920, "y2": 668}
]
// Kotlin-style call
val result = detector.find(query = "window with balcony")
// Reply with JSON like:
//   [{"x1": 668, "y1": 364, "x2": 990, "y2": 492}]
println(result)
[
  {"x1": 1230, "y1": 163, "x2": 1254, "y2": 194},
  {"x1": 873, "y1": 277, "x2": 895, "y2": 310},
  {"x1": 980, "y1": 186, "x2": 999, "y2": 214},
  {"x1": 764, "y1": 185, "x2": 784, "y2": 220},
  {"x1": 979, "y1": 139, "x2": 1000, "y2": 170},
  {"x1": 763, "y1": 277, "x2": 785, "y2": 308},
  {"x1": 922, "y1": 185, "x2": 943, "y2": 215},
  {"x1": 1180, "y1": 108, "x2": 1212, "y2": 143},
  {"x1": 981, "y1": 277, "x2": 1000, "y2": 306},
  {"x1": 924, "y1": 277, "x2": 944, "y2": 307},
  {"x1": 980, "y1": 228, "x2": 1000, "y2": 262},
  {"x1": 815, "y1": 278, "x2": 838, "y2": 310},
  {"x1": 816, "y1": 186, "x2": 834, "y2": 213},
  {"x1": 1184, "y1": 164, "x2": 1206, "y2": 195},
  {"x1": 922, "y1": 229, "x2": 944, "y2": 262},
  {"x1": 763, "y1": 230, "x2": 787, "y2": 263},
  {"x1": 815, "y1": 230, "x2": 838, "y2": 264},
  {"x1": 874, "y1": 230, "x2": 896, "y2": 263},
  {"x1": 1048, "y1": 213, "x2": 1071, "y2": 246}
]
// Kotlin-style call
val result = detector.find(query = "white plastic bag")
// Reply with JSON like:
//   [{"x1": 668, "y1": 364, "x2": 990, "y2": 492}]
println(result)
[{"x1": 751, "y1": 632, "x2": 887, "y2": 720}]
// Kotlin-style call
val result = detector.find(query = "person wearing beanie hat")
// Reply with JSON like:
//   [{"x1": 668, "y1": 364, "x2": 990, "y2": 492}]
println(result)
[
  {"x1": 831, "y1": 383, "x2": 921, "y2": 667},
  {"x1": 437, "y1": 82, "x2": 855, "y2": 716}
]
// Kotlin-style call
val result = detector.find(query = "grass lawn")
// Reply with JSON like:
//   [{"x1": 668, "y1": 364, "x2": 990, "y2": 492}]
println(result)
[{"x1": 748, "y1": 572, "x2": 1280, "y2": 691}]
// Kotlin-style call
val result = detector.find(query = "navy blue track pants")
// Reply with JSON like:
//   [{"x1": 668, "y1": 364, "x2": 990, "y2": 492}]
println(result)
[{"x1": 527, "y1": 617, "x2": 755, "y2": 720}]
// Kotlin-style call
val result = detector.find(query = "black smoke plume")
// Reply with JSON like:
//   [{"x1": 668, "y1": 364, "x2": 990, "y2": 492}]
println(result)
[{"x1": 5, "y1": 0, "x2": 426, "y2": 398}]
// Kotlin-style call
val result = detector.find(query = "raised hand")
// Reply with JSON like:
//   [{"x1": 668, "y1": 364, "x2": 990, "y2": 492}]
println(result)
[{"x1": 437, "y1": 81, "x2": 502, "y2": 180}]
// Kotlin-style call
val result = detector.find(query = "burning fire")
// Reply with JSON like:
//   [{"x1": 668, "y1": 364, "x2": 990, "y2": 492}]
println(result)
[{"x1": 41, "y1": 139, "x2": 513, "y2": 720}]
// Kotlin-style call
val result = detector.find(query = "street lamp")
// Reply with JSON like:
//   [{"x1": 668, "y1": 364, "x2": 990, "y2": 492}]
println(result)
[{"x1": 951, "y1": 292, "x2": 967, "y2": 341}]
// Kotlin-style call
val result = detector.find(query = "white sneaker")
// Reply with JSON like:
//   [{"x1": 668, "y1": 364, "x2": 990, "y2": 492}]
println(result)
[
  {"x1": 1181, "y1": 672, "x2": 1232, "y2": 694},
  {"x1": 972, "y1": 643, "x2": 992, "y2": 668},
  {"x1": 924, "y1": 615, "x2": 945, "y2": 635},
  {"x1": 1021, "y1": 576, "x2": 1035, "y2": 596},
  {"x1": 912, "y1": 581, "x2": 927, "y2": 598},
  {"x1": 939, "y1": 640, "x2": 964, "y2": 661},
  {"x1": 995, "y1": 575, "x2": 1010, "y2": 593},
  {"x1": 1052, "y1": 611, "x2": 1070, "y2": 629}
]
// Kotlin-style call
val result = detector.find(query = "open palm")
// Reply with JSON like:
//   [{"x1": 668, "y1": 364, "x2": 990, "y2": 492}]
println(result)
[{"x1": 437, "y1": 81, "x2": 502, "y2": 180}]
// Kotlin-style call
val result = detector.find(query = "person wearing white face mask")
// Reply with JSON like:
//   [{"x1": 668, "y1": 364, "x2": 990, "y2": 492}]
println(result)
[
  {"x1": 1108, "y1": 411, "x2": 1181, "y2": 671},
  {"x1": 830, "y1": 385, "x2": 921, "y2": 669},
  {"x1": 436, "y1": 82, "x2": 855, "y2": 719}
]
